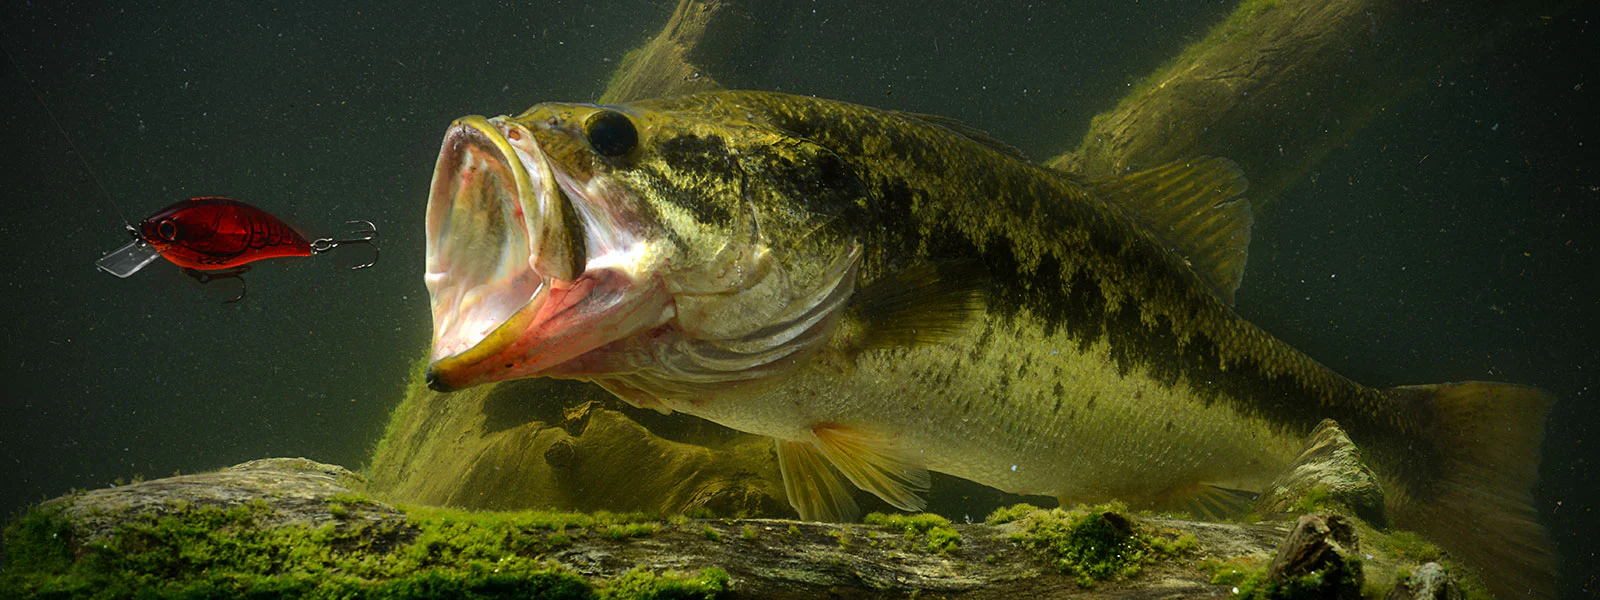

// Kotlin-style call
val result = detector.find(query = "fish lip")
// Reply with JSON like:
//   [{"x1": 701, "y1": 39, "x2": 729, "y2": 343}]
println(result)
[{"x1": 423, "y1": 114, "x2": 668, "y2": 391}]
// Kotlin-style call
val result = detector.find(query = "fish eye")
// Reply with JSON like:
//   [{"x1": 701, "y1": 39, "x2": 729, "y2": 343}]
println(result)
[
  {"x1": 158, "y1": 220, "x2": 178, "y2": 241},
  {"x1": 583, "y1": 110, "x2": 637, "y2": 158}
]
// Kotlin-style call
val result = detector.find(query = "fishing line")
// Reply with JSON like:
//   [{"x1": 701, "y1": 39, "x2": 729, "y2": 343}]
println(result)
[{"x1": 1, "y1": 32, "x2": 134, "y2": 229}]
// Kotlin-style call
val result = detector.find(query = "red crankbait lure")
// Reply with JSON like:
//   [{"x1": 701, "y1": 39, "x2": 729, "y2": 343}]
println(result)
[{"x1": 96, "y1": 196, "x2": 378, "y2": 302}]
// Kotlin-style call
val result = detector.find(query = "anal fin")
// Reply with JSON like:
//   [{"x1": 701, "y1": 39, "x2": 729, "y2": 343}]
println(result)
[
  {"x1": 775, "y1": 438, "x2": 859, "y2": 522},
  {"x1": 808, "y1": 423, "x2": 930, "y2": 513},
  {"x1": 1148, "y1": 482, "x2": 1259, "y2": 520}
]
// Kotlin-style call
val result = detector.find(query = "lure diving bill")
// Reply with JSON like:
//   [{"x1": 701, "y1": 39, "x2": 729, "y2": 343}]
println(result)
[{"x1": 96, "y1": 196, "x2": 378, "y2": 301}]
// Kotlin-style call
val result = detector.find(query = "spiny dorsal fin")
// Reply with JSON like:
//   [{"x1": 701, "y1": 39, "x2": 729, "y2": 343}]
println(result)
[
  {"x1": 1091, "y1": 157, "x2": 1252, "y2": 305},
  {"x1": 896, "y1": 111, "x2": 1028, "y2": 160},
  {"x1": 844, "y1": 260, "x2": 986, "y2": 351}
]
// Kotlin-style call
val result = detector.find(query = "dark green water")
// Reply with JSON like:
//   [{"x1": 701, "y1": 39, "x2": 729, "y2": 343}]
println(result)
[{"x1": 1, "y1": 1, "x2": 1594, "y2": 597}]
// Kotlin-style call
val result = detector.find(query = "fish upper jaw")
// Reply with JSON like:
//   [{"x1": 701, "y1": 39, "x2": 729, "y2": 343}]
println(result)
[{"x1": 423, "y1": 115, "x2": 670, "y2": 391}]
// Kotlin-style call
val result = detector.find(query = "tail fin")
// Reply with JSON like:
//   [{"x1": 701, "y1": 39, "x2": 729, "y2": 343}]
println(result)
[{"x1": 1389, "y1": 382, "x2": 1556, "y2": 599}]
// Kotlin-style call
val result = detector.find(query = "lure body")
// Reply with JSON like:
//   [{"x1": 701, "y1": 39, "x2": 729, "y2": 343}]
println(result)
[
  {"x1": 95, "y1": 196, "x2": 377, "y2": 302},
  {"x1": 140, "y1": 196, "x2": 312, "y2": 269}
]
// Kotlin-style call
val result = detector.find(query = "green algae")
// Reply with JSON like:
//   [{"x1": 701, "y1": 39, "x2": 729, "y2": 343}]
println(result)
[
  {"x1": 1200, "y1": 517, "x2": 1488, "y2": 600},
  {"x1": 999, "y1": 503, "x2": 1193, "y2": 587},
  {"x1": 862, "y1": 512, "x2": 961, "y2": 555},
  {"x1": 983, "y1": 503, "x2": 1040, "y2": 525},
  {"x1": 700, "y1": 525, "x2": 722, "y2": 542},
  {"x1": 0, "y1": 501, "x2": 728, "y2": 600},
  {"x1": 1373, "y1": 529, "x2": 1441, "y2": 564},
  {"x1": 2, "y1": 505, "x2": 73, "y2": 575},
  {"x1": 604, "y1": 523, "x2": 661, "y2": 540},
  {"x1": 1200, "y1": 557, "x2": 1271, "y2": 597},
  {"x1": 826, "y1": 526, "x2": 852, "y2": 550},
  {"x1": 601, "y1": 567, "x2": 728, "y2": 600},
  {"x1": 1347, "y1": 519, "x2": 1491, "y2": 600},
  {"x1": 1199, "y1": 554, "x2": 1362, "y2": 600},
  {"x1": 1289, "y1": 485, "x2": 1338, "y2": 515}
]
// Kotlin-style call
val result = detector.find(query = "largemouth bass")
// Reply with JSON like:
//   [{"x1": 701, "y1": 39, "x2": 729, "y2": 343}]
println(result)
[{"x1": 421, "y1": 91, "x2": 1553, "y2": 596}]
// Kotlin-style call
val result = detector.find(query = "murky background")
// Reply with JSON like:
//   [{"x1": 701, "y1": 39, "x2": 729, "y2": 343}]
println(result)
[{"x1": 1, "y1": 1, "x2": 1594, "y2": 596}]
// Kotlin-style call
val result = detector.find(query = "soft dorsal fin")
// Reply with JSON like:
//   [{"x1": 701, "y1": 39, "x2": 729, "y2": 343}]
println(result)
[
  {"x1": 896, "y1": 111, "x2": 1028, "y2": 160},
  {"x1": 1091, "y1": 157, "x2": 1252, "y2": 305}
]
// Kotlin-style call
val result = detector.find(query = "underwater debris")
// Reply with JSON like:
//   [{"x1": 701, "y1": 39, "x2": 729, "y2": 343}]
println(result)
[
  {"x1": 1386, "y1": 562, "x2": 1463, "y2": 600},
  {"x1": 1255, "y1": 419, "x2": 1386, "y2": 524},
  {"x1": 1266, "y1": 514, "x2": 1364, "y2": 600}
]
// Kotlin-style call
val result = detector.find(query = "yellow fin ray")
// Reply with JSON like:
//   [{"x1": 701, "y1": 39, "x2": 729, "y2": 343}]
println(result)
[
  {"x1": 775, "y1": 438, "x2": 859, "y2": 522},
  {"x1": 808, "y1": 423, "x2": 930, "y2": 513},
  {"x1": 1144, "y1": 482, "x2": 1259, "y2": 520},
  {"x1": 1090, "y1": 157, "x2": 1252, "y2": 304}
]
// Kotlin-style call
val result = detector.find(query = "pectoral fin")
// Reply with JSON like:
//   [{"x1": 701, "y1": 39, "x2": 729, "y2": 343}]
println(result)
[
  {"x1": 843, "y1": 260, "x2": 986, "y2": 352},
  {"x1": 593, "y1": 378, "x2": 674, "y2": 415},
  {"x1": 775, "y1": 438, "x2": 860, "y2": 522},
  {"x1": 808, "y1": 423, "x2": 930, "y2": 513}
]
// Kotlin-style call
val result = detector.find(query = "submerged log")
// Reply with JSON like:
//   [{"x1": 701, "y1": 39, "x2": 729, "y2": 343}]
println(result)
[
  {"x1": 1, "y1": 459, "x2": 1477, "y2": 599},
  {"x1": 1044, "y1": 0, "x2": 1576, "y2": 206},
  {"x1": 596, "y1": 0, "x2": 1574, "y2": 206},
  {"x1": 596, "y1": 0, "x2": 794, "y2": 104}
]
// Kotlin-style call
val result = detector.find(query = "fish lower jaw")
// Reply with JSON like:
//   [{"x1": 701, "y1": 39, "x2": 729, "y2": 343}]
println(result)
[{"x1": 428, "y1": 269, "x2": 674, "y2": 390}]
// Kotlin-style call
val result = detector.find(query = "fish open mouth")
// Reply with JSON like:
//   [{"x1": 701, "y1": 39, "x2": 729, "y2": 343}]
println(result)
[
  {"x1": 423, "y1": 115, "x2": 667, "y2": 391},
  {"x1": 425, "y1": 117, "x2": 544, "y2": 364}
]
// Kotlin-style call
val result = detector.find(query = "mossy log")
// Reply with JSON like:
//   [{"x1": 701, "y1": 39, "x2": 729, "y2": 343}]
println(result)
[
  {"x1": 1043, "y1": 0, "x2": 1574, "y2": 206},
  {"x1": 597, "y1": 0, "x2": 1574, "y2": 206},
  {"x1": 596, "y1": 0, "x2": 794, "y2": 105},
  {"x1": 2, "y1": 459, "x2": 1473, "y2": 599}
]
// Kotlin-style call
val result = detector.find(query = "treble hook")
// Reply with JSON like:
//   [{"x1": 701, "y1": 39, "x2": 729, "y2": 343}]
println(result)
[
  {"x1": 309, "y1": 220, "x2": 380, "y2": 269},
  {"x1": 182, "y1": 266, "x2": 251, "y2": 304}
]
